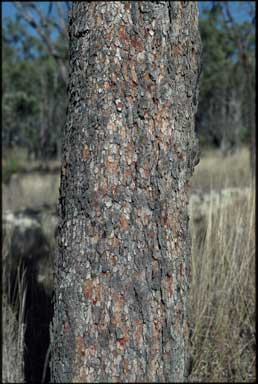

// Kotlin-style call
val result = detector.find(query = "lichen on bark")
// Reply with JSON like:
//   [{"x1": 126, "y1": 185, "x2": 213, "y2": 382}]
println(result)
[{"x1": 51, "y1": 2, "x2": 201, "y2": 382}]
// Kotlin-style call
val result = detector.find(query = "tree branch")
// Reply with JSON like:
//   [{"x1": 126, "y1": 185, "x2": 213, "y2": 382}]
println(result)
[{"x1": 14, "y1": 2, "x2": 68, "y2": 85}]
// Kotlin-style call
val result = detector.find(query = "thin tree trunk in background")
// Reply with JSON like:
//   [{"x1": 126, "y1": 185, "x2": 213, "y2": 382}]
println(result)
[
  {"x1": 222, "y1": 1, "x2": 255, "y2": 178},
  {"x1": 51, "y1": 2, "x2": 201, "y2": 382},
  {"x1": 241, "y1": 53, "x2": 255, "y2": 178},
  {"x1": 248, "y1": 72, "x2": 255, "y2": 179}
]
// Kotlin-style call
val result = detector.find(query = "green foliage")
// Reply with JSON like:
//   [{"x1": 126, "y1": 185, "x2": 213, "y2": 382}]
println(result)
[
  {"x1": 200, "y1": 5, "x2": 233, "y2": 90},
  {"x1": 197, "y1": 2, "x2": 255, "y2": 151},
  {"x1": 2, "y1": 146, "x2": 32, "y2": 184},
  {"x1": 2, "y1": 13, "x2": 68, "y2": 160},
  {"x1": 3, "y1": 154, "x2": 21, "y2": 184},
  {"x1": 2, "y1": 2, "x2": 255, "y2": 161}
]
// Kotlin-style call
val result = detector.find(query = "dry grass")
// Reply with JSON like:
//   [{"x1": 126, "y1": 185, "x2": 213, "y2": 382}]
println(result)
[
  {"x1": 1, "y1": 145, "x2": 255, "y2": 382},
  {"x1": 2, "y1": 230, "x2": 27, "y2": 383},
  {"x1": 189, "y1": 146, "x2": 255, "y2": 382},
  {"x1": 2, "y1": 146, "x2": 60, "y2": 184},
  {"x1": 191, "y1": 146, "x2": 251, "y2": 193}
]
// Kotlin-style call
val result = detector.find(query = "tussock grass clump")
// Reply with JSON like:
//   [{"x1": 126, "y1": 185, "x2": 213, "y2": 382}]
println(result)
[
  {"x1": 2, "y1": 147, "x2": 28, "y2": 184},
  {"x1": 2, "y1": 231, "x2": 27, "y2": 383},
  {"x1": 191, "y1": 146, "x2": 251, "y2": 192},
  {"x1": 2, "y1": 146, "x2": 61, "y2": 184},
  {"x1": 189, "y1": 184, "x2": 255, "y2": 382}
]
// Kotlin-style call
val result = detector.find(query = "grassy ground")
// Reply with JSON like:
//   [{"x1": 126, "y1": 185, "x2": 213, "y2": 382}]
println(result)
[
  {"x1": 2, "y1": 230, "x2": 27, "y2": 383},
  {"x1": 191, "y1": 146, "x2": 252, "y2": 193},
  {"x1": 2, "y1": 147, "x2": 60, "y2": 184},
  {"x1": 2, "y1": 145, "x2": 255, "y2": 382},
  {"x1": 189, "y1": 146, "x2": 255, "y2": 382}
]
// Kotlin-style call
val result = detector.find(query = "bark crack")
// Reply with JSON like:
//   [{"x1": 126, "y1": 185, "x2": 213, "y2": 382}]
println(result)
[{"x1": 168, "y1": 1, "x2": 173, "y2": 25}]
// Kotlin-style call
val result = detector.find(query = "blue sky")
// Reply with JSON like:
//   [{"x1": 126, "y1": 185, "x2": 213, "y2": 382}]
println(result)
[
  {"x1": 3, "y1": 1, "x2": 253, "y2": 55},
  {"x1": 2, "y1": 1, "x2": 254, "y2": 24},
  {"x1": 198, "y1": 1, "x2": 254, "y2": 22},
  {"x1": 2, "y1": 1, "x2": 58, "y2": 19},
  {"x1": 2, "y1": 2, "x2": 62, "y2": 40}
]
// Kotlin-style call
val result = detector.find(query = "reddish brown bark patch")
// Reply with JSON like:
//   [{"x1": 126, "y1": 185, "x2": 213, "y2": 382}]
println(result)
[
  {"x1": 131, "y1": 35, "x2": 144, "y2": 52},
  {"x1": 166, "y1": 275, "x2": 173, "y2": 298},
  {"x1": 118, "y1": 25, "x2": 130, "y2": 49},
  {"x1": 106, "y1": 159, "x2": 118, "y2": 173},
  {"x1": 83, "y1": 279, "x2": 93, "y2": 300},
  {"x1": 82, "y1": 144, "x2": 90, "y2": 160},
  {"x1": 76, "y1": 335, "x2": 86, "y2": 356},
  {"x1": 83, "y1": 279, "x2": 103, "y2": 304},
  {"x1": 119, "y1": 215, "x2": 129, "y2": 230},
  {"x1": 123, "y1": 358, "x2": 129, "y2": 375},
  {"x1": 134, "y1": 320, "x2": 144, "y2": 347},
  {"x1": 124, "y1": 2, "x2": 130, "y2": 12}
]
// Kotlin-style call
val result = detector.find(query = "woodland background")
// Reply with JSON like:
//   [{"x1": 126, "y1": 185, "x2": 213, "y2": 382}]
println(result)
[
  {"x1": 2, "y1": 2, "x2": 256, "y2": 383},
  {"x1": 2, "y1": 2, "x2": 255, "y2": 167}
]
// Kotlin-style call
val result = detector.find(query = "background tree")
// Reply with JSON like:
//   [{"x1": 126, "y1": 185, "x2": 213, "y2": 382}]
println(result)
[
  {"x1": 220, "y1": 1, "x2": 255, "y2": 173},
  {"x1": 2, "y1": 3, "x2": 70, "y2": 160},
  {"x1": 3, "y1": 2, "x2": 255, "y2": 165},
  {"x1": 196, "y1": 2, "x2": 255, "y2": 159},
  {"x1": 50, "y1": 2, "x2": 201, "y2": 382},
  {"x1": 13, "y1": 1, "x2": 71, "y2": 85}
]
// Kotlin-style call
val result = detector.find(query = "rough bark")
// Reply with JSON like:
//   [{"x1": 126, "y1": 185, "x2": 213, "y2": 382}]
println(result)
[{"x1": 51, "y1": 2, "x2": 201, "y2": 382}]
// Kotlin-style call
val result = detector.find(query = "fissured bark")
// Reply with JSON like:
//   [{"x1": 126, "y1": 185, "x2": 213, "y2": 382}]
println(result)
[{"x1": 51, "y1": 2, "x2": 201, "y2": 382}]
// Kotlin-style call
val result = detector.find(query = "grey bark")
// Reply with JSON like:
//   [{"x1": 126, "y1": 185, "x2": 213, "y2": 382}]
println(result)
[{"x1": 51, "y1": 2, "x2": 201, "y2": 382}]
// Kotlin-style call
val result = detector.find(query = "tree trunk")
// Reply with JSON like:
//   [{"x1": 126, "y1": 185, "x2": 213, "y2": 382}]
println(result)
[
  {"x1": 247, "y1": 68, "x2": 255, "y2": 179},
  {"x1": 51, "y1": 2, "x2": 201, "y2": 382}
]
